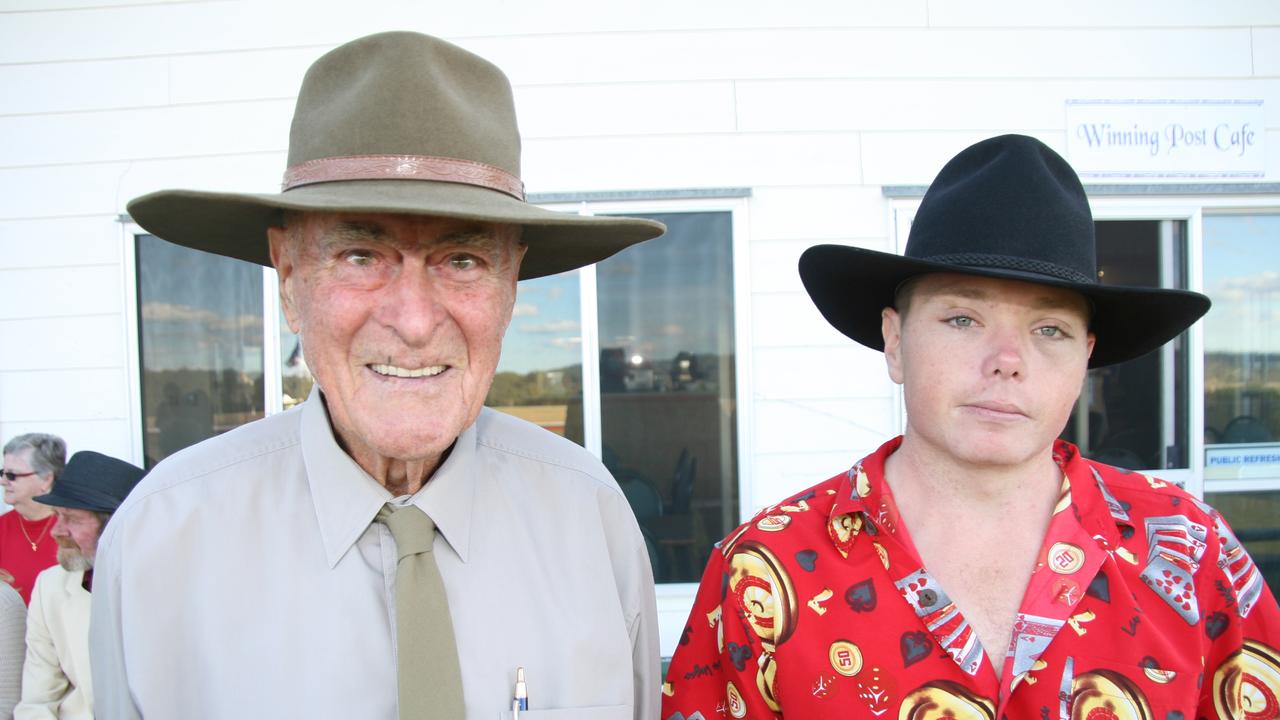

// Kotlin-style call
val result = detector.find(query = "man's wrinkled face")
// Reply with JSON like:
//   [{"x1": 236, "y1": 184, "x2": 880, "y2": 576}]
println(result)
[
  {"x1": 268, "y1": 212, "x2": 525, "y2": 470},
  {"x1": 882, "y1": 273, "x2": 1096, "y2": 469},
  {"x1": 1, "y1": 449, "x2": 53, "y2": 508},
  {"x1": 51, "y1": 507, "x2": 104, "y2": 571}
]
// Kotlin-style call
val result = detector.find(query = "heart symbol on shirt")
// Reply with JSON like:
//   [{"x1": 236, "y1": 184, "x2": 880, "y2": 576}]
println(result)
[
  {"x1": 795, "y1": 550, "x2": 818, "y2": 572},
  {"x1": 1205, "y1": 611, "x2": 1229, "y2": 640},
  {"x1": 900, "y1": 631, "x2": 932, "y2": 667}
]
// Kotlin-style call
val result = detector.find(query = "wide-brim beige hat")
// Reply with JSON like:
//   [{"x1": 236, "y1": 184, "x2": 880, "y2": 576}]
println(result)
[{"x1": 127, "y1": 31, "x2": 665, "y2": 280}]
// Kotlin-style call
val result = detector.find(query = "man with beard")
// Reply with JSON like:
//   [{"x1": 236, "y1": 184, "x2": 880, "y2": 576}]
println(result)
[{"x1": 16, "y1": 452, "x2": 144, "y2": 719}]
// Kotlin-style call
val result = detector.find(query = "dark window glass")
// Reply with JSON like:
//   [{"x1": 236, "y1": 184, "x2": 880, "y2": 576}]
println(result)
[
  {"x1": 485, "y1": 270, "x2": 585, "y2": 441},
  {"x1": 1205, "y1": 490, "x2": 1280, "y2": 596},
  {"x1": 1203, "y1": 214, "x2": 1280, "y2": 481},
  {"x1": 597, "y1": 211, "x2": 738, "y2": 584},
  {"x1": 136, "y1": 236, "x2": 264, "y2": 468},
  {"x1": 1061, "y1": 220, "x2": 1190, "y2": 470}
]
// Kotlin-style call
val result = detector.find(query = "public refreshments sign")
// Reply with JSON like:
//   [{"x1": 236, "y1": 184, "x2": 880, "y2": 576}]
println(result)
[{"x1": 1065, "y1": 99, "x2": 1265, "y2": 178}]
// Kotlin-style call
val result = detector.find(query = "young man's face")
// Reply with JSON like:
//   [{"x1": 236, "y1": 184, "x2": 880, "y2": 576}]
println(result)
[{"x1": 881, "y1": 273, "x2": 1096, "y2": 469}]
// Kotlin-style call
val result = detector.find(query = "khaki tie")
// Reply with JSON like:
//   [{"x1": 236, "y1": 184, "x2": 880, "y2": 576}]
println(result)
[{"x1": 376, "y1": 504, "x2": 465, "y2": 719}]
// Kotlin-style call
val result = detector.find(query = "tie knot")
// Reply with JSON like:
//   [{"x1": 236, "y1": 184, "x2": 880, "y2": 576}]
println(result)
[{"x1": 376, "y1": 504, "x2": 436, "y2": 559}]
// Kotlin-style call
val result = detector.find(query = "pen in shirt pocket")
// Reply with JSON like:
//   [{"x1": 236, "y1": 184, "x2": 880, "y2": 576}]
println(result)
[{"x1": 511, "y1": 666, "x2": 528, "y2": 718}]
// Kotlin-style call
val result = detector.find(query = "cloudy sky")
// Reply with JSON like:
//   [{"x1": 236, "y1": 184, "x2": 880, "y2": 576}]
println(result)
[{"x1": 1203, "y1": 214, "x2": 1280, "y2": 354}]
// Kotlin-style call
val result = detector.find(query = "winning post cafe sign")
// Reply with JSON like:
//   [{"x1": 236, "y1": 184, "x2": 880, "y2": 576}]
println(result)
[{"x1": 1065, "y1": 99, "x2": 1265, "y2": 178}]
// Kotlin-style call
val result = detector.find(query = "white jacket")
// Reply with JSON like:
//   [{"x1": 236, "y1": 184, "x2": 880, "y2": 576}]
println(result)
[{"x1": 16, "y1": 566, "x2": 91, "y2": 720}]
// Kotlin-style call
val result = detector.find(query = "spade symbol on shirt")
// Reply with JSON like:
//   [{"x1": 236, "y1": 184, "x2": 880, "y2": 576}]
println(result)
[
  {"x1": 1086, "y1": 573, "x2": 1111, "y2": 604},
  {"x1": 727, "y1": 641, "x2": 753, "y2": 672},
  {"x1": 900, "y1": 631, "x2": 932, "y2": 667},
  {"x1": 845, "y1": 579, "x2": 877, "y2": 612}
]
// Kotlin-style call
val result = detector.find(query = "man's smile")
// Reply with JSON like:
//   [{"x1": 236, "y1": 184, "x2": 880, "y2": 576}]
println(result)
[{"x1": 368, "y1": 363, "x2": 448, "y2": 379}]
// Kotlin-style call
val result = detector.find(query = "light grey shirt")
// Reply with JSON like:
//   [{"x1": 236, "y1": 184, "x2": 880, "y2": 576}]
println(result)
[
  {"x1": 90, "y1": 390, "x2": 659, "y2": 719},
  {"x1": 0, "y1": 583, "x2": 24, "y2": 720}
]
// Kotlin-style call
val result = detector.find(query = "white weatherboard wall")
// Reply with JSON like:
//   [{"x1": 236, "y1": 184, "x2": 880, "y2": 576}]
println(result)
[{"x1": 2, "y1": 2, "x2": 1279, "y2": 520}]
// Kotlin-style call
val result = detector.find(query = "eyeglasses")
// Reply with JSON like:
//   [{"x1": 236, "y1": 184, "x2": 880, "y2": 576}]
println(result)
[{"x1": 0, "y1": 470, "x2": 37, "y2": 482}]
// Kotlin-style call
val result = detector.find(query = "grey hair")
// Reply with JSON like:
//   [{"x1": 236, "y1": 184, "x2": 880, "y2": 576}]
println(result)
[{"x1": 3, "y1": 433, "x2": 67, "y2": 479}]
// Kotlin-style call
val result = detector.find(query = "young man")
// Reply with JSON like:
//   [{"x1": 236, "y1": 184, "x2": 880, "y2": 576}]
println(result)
[
  {"x1": 663, "y1": 135, "x2": 1280, "y2": 719},
  {"x1": 18, "y1": 451, "x2": 144, "y2": 719}
]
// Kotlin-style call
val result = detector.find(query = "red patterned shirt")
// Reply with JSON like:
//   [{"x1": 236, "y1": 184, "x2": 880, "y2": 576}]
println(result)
[{"x1": 663, "y1": 437, "x2": 1280, "y2": 720}]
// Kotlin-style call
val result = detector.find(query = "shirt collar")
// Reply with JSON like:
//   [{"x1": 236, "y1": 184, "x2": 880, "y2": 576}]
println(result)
[
  {"x1": 827, "y1": 437, "x2": 1129, "y2": 549},
  {"x1": 406, "y1": 411, "x2": 478, "y2": 565},
  {"x1": 300, "y1": 387, "x2": 478, "y2": 568}
]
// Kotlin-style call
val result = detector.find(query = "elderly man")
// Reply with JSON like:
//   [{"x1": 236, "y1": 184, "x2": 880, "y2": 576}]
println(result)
[
  {"x1": 0, "y1": 435, "x2": 64, "y2": 604},
  {"x1": 91, "y1": 32, "x2": 664, "y2": 720},
  {"x1": 663, "y1": 136, "x2": 1280, "y2": 719},
  {"x1": 18, "y1": 451, "x2": 144, "y2": 720}
]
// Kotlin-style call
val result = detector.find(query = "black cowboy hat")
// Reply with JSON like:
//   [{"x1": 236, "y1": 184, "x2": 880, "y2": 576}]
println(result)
[
  {"x1": 34, "y1": 451, "x2": 145, "y2": 514},
  {"x1": 799, "y1": 134, "x2": 1210, "y2": 368},
  {"x1": 127, "y1": 32, "x2": 665, "y2": 281}
]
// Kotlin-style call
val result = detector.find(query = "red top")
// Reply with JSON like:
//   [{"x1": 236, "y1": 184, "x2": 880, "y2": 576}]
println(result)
[
  {"x1": 0, "y1": 509, "x2": 59, "y2": 604},
  {"x1": 663, "y1": 438, "x2": 1280, "y2": 720}
]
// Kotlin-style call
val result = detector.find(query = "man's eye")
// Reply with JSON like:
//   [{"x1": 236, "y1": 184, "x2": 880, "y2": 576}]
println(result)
[
  {"x1": 946, "y1": 315, "x2": 974, "y2": 328},
  {"x1": 1037, "y1": 325, "x2": 1064, "y2": 338},
  {"x1": 344, "y1": 251, "x2": 375, "y2": 267},
  {"x1": 449, "y1": 255, "x2": 478, "y2": 270}
]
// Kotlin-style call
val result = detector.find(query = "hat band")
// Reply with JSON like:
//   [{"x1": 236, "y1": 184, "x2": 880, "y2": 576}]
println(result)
[
  {"x1": 282, "y1": 154, "x2": 526, "y2": 200},
  {"x1": 923, "y1": 253, "x2": 1095, "y2": 285}
]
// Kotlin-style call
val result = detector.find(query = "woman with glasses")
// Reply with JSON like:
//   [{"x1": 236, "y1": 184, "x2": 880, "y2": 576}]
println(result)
[{"x1": 0, "y1": 434, "x2": 63, "y2": 603}]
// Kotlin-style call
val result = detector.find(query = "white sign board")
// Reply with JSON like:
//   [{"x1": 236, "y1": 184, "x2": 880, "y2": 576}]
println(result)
[
  {"x1": 1205, "y1": 442, "x2": 1280, "y2": 481},
  {"x1": 1065, "y1": 99, "x2": 1265, "y2": 178}
]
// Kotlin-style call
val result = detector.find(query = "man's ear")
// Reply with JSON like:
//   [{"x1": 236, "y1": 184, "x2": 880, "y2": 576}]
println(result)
[
  {"x1": 511, "y1": 242, "x2": 529, "y2": 290},
  {"x1": 1085, "y1": 331, "x2": 1097, "y2": 361},
  {"x1": 882, "y1": 307, "x2": 905, "y2": 385},
  {"x1": 267, "y1": 227, "x2": 302, "y2": 334}
]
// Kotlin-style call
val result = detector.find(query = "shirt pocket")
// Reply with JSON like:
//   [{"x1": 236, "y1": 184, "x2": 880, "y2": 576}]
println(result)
[
  {"x1": 1067, "y1": 658, "x2": 1199, "y2": 719},
  {"x1": 497, "y1": 705, "x2": 631, "y2": 720}
]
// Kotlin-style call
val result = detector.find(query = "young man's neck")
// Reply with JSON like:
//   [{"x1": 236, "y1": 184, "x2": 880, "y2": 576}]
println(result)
[{"x1": 884, "y1": 434, "x2": 1062, "y2": 515}]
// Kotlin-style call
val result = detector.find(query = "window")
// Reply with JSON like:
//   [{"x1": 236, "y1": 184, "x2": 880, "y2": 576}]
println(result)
[
  {"x1": 135, "y1": 235, "x2": 265, "y2": 467},
  {"x1": 1201, "y1": 213, "x2": 1280, "y2": 596},
  {"x1": 1203, "y1": 214, "x2": 1280, "y2": 481},
  {"x1": 485, "y1": 209, "x2": 743, "y2": 585},
  {"x1": 487, "y1": 270, "x2": 584, "y2": 440},
  {"x1": 1060, "y1": 220, "x2": 1192, "y2": 472},
  {"x1": 597, "y1": 211, "x2": 738, "y2": 584}
]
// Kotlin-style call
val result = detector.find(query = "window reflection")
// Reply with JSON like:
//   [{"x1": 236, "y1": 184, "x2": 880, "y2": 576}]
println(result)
[
  {"x1": 596, "y1": 212, "x2": 738, "y2": 584},
  {"x1": 1204, "y1": 214, "x2": 1280, "y2": 480},
  {"x1": 485, "y1": 270, "x2": 584, "y2": 440},
  {"x1": 136, "y1": 236, "x2": 264, "y2": 468},
  {"x1": 1061, "y1": 220, "x2": 1190, "y2": 470}
]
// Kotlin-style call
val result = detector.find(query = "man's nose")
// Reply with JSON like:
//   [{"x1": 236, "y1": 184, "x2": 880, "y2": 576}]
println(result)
[
  {"x1": 376, "y1": 266, "x2": 446, "y2": 345},
  {"x1": 50, "y1": 518, "x2": 69, "y2": 539},
  {"x1": 982, "y1": 327, "x2": 1027, "y2": 379}
]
